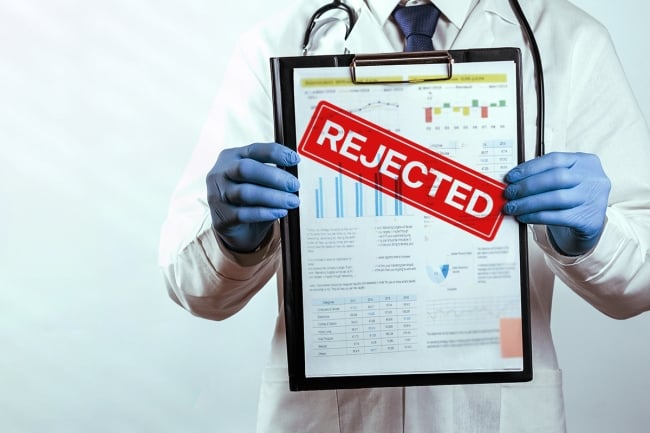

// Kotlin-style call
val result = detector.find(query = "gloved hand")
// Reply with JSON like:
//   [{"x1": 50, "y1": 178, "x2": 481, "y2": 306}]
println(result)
[
  {"x1": 503, "y1": 152, "x2": 611, "y2": 256},
  {"x1": 206, "y1": 142, "x2": 300, "y2": 253}
]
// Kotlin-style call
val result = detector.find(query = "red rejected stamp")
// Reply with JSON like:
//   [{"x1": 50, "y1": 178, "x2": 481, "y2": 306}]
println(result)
[{"x1": 298, "y1": 101, "x2": 507, "y2": 241}]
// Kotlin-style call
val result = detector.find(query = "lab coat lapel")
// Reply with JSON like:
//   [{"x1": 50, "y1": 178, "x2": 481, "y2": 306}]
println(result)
[
  {"x1": 449, "y1": 1, "x2": 495, "y2": 49},
  {"x1": 344, "y1": 5, "x2": 394, "y2": 54},
  {"x1": 451, "y1": 0, "x2": 525, "y2": 50},
  {"x1": 462, "y1": 0, "x2": 545, "y2": 160}
]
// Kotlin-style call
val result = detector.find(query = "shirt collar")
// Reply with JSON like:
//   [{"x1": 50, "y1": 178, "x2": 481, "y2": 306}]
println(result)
[{"x1": 367, "y1": 0, "x2": 475, "y2": 29}]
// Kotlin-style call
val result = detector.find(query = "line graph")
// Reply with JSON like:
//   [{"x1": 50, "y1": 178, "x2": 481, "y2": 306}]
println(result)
[
  {"x1": 350, "y1": 101, "x2": 400, "y2": 114},
  {"x1": 425, "y1": 296, "x2": 521, "y2": 328}
]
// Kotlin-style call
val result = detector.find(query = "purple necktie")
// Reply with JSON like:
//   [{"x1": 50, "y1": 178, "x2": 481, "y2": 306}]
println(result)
[{"x1": 392, "y1": 3, "x2": 441, "y2": 51}]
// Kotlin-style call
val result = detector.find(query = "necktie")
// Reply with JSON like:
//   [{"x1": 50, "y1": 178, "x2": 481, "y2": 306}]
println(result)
[{"x1": 392, "y1": 3, "x2": 440, "y2": 52}]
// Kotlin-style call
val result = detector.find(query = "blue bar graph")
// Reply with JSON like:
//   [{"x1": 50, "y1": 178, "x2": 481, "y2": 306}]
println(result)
[
  {"x1": 394, "y1": 196, "x2": 403, "y2": 216},
  {"x1": 314, "y1": 175, "x2": 408, "y2": 219},
  {"x1": 315, "y1": 177, "x2": 324, "y2": 218},
  {"x1": 335, "y1": 174, "x2": 342, "y2": 218},
  {"x1": 355, "y1": 183, "x2": 363, "y2": 217},
  {"x1": 375, "y1": 188, "x2": 383, "y2": 217}
]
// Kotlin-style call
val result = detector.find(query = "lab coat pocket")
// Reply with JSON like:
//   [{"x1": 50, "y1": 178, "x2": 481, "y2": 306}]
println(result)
[
  {"x1": 499, "y1": 369, "x2": 566, "y2": 433},
  {"x1": 256, "y1": 367, "x2": 340, "y2": 433}
]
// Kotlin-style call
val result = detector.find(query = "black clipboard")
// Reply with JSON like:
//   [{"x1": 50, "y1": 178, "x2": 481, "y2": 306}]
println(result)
[{"x1": 271, "y1": 48, "x2": 531, "y2": 391}]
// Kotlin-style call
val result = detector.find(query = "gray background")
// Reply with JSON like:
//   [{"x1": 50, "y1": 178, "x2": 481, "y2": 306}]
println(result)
[{"x1": 0, "y1": 1, "x2": 648, "y2": 432}]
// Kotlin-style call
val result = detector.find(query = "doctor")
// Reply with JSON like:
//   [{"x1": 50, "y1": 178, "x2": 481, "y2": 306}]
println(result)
[{"x1": 159, "y1": 0, "x2": 650, "y2": 432}]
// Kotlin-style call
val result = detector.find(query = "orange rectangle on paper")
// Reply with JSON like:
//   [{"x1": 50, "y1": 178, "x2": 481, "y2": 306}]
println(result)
[{"x1": 499, "y1": 317, "x2": 523, "y2": 358}]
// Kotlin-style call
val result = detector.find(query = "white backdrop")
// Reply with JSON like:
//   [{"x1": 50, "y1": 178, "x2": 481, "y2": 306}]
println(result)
[{"x1": 0, "y1": 1, "x2": 648, "y2": 432}]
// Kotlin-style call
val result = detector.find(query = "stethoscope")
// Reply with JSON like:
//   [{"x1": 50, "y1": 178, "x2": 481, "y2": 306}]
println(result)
[{"x1": 301, "y1": 0, "x2": 545, "y2": 158}]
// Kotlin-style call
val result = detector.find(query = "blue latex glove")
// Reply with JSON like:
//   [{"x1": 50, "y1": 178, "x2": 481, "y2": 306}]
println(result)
[
  {"x1": 206, "y1": 142, "x2": 300, "y2": 253},
  {"x1": 503, "y1": 152, "x2": 611, "y2": 256}
]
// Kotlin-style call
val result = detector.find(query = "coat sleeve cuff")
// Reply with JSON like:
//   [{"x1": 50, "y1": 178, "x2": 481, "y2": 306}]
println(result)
[
  {"x1": 211, "y1": 221, "x2": 281, "y2": 269},
  {"x1": 530, "y1": 215, "x2": 620, "y2": 281}
]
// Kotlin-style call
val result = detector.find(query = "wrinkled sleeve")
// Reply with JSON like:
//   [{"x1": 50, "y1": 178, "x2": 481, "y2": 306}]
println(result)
[
  {"x1": 158, "y1": 30, "x2": 281, "y2": 321},
  {"x1": 532, "y1": 25, "x2": 650, "y2": 319}
]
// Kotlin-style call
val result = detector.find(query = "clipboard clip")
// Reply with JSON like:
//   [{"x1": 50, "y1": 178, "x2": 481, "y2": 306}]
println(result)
[{"x1": 350, "y1": 51, "x2": 454, "y2": 84}]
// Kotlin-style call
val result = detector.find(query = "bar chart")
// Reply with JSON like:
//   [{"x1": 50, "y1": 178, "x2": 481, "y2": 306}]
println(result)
[
  {"x1": 424, "y1": 99, "x2": 508, "y2": 123},
  {"x1": 312, "y1": 172, "x2": 410, "y2": 219}
]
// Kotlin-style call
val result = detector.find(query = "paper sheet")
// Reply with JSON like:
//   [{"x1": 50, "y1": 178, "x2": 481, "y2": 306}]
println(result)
[{"x1": 291, "y1": 60, "x2": 525, "y2": 378}]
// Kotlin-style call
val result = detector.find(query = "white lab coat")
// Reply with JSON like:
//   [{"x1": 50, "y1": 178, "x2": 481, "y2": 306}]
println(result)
[{"x1": 159, "y1": 0, "x2": 650, "y2": 431}]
